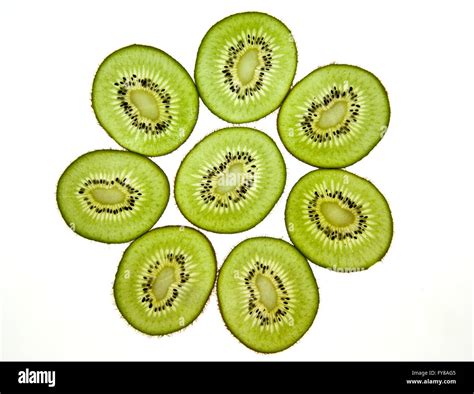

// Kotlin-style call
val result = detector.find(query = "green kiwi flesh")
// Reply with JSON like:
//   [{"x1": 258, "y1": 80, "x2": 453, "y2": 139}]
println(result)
[
  {"x1": 278, "y1": 64, "x2": 390, "y2": 168},
  {"x1": 175, "y1": 127, "x2": 286, "y2": 233},
  {"x1": 56, "y1": 150, "x2": 169, "y2": 243},
  {"x1": 113, "y1": 226, "x2": 216, "y2": 335},
  {"x1": 217, "y1": 237, "x2": 319, "y2": 353},
  {"x1": 92, "y1": 45, "x2": 199, "y2": 156},
  {"x1": 195, "y1": 12, "x2": 297, "y2": 123},
  {"x1": 286, "y1": 169, "x2": 393, "y2": 271}
]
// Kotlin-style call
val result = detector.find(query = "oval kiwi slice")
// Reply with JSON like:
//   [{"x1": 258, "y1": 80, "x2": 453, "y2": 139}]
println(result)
[
  {"x1": 56, "y1": 150, "x2": 169, "y2": 243},
  {"x1": 286, "y1": 169, "x2": 393, "y2": 271},
  {"x1": 92, "y1": 45, "x2": 199, "y2": 156},
  {"x1": 218, "y1": 237, "x2": 319, "y2": 353},
  {"x1": 278, "y1": 64, "x2": 390, "y2": 168},
  {"x1": 195, "y1": 12, "x2": 297, "y2": 123},
  {"x1": 175, "y1": 127, "x2": 286, "y2": 233},
  {"x1": 113, "y1": 226, "x2": 216, "y2": 335}
]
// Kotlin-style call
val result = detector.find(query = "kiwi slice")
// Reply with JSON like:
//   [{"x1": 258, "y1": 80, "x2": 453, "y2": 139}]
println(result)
[
  {"x1": 56, "y1": 150, "x2": 169, "y2": 243},
  {"x1": 217, "y1": 237, "x2": 319, "y2": 353},
  {"x1": 278, "y1": 64, "x2": 390, "y2": 168},
  {"x1": 286, "y1": 169, "x2": 393, "y2": 271},
  {"x1": 92, "y1": 45, "x2": 199, "y2": 156},
  {"x1": 195, "y1": 12, "x2": 297, "y2": 123},
  {"x1": 113, "y1": 226, "x2": 216, "y2": 335},
  {"x1": 175, "y1": 127, "x2": 286, "y2": 233}
]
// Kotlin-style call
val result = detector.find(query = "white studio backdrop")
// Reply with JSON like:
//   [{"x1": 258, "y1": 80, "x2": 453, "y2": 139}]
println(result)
[{"x1": 0, "y1": 0, "x2": 472, "y2": 361}]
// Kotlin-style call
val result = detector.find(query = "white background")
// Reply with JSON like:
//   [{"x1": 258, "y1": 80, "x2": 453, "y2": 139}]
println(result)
[{"x1": 0, "y1": 0, "x2": 472, "y2": 361}]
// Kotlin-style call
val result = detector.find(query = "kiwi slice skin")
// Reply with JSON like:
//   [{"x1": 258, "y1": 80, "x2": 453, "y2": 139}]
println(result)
[
  {"x1": 175, "y1": 127, "x2": 286, "y2": 234},
  {"x1": 195, "y1": 12, "x2": 297, "y2": 123},
  {"x1": 56, "y1": 150, "x2": 169, "y2": 244},
  {"x1": 113, "y1": 226, "x2": 216, "y2": 335},
  {"x1": 92, "y1": 45, "x2": 199, "y2": 157},
  {"x1": 218, "y1": 237, "x2": 319, "y2": 353},
  {"x1": 278, "y1": 64, "x2": 390, "y2": 168},
  {"x1": 286, "y1": 169, "x2": 393, "y2": 271}
]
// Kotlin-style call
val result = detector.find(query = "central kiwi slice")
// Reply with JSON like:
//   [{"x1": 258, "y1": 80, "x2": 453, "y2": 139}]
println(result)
[
  {"x1": 92, "y1": 45, "x2": 199, "y2": 156},
  {"x1": 114, "y1": 226, "x2": 216, "y2": 335},
  {"x1": 195, "y1": 12, "x2": 297, "y2": 123},
  {"x1": 278, "y1": 64, "x2": 390, "y2": 168},
  {"x1": 218, "y1": 237, "x2": 319, "y2": 353},
  {"x1": 286, "y1": 169, "x2": 393, "y2": 271},
  {"x1": 56, "y1": 150, "x2": 169, "y2": 243},
  {"x1": 175, "y1": 127, "x2": 286, "y2": 233}
]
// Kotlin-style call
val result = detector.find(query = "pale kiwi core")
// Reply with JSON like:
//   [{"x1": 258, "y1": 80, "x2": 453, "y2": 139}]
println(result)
[
  {"x1": 152, "y1": 266, "x2": 177, "y2": 301},
  {"x1": 256, "y1": 274, "x2": 278, "y2": 311},
  {"x1": 320, "y1": 201, "x2": 355, "y2": 227},
  {"x1": 129, "y1": 89, "x2": 160, "y2": 121},
  {"x1": 91, "y1": 187, "x2": 126, "y2": 205},
  {"x1": 237, "y1": 48, "x2": 261, "y2": 85},
  {"x1": 215, "y1": 162, "x2": 246, "y2": 194},
  {"x1": 316, "y1": 100, "x2": 348, "y2": 129}
]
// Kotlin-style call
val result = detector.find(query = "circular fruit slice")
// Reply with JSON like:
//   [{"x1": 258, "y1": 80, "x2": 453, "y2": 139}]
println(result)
[
  {"x1": 92, "y1": 45, "x2": 199, "y2": 156},
  {"x1": 286, "y1": 169, "x2": 393, "y2": 271},
  {"x1": 218, "y1": 237, "x2": 319, "y2": 353},
  {"x1": 114, "y1": 226, "x2": 216, "y2": 335},
  {"x1": 56, "y1": 150, "x2": 169, "y2": 243},
  {"x1": 278, "y1": 64, "x2": 390, "y2": 168},
  {"x1": 175, "y1": 127, "x2": 286, "y2": 233},
  {"x1": 195, "y1": 12, "x2": 297, "y2": 123}
]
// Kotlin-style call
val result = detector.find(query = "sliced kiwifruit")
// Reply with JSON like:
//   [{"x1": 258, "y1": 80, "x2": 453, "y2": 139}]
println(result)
[
  {"x1": 113, "y1": 226, "x2": 216, "y2": 335},
  {"x1": 278, "y1": 64, "x2": 390, "y2": 168},
  {"x1": 286, "y1": 169, "x2": 393, "y2": 271},
  {"x1": 217, "y1": 237, "x2": 319, "y2": 353},
  {"x1": 92, "y1": 45, "x2": 199, "y2": 156},
  {"x1": 195, "y1": 12, "x2": 297, "y2": 123},
  {"x1": 56, "y1": 150, "x2": 169, "y2": 243},
  {"x1": 175, "y1": 127, "x2": 286, "y2": 233}
]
